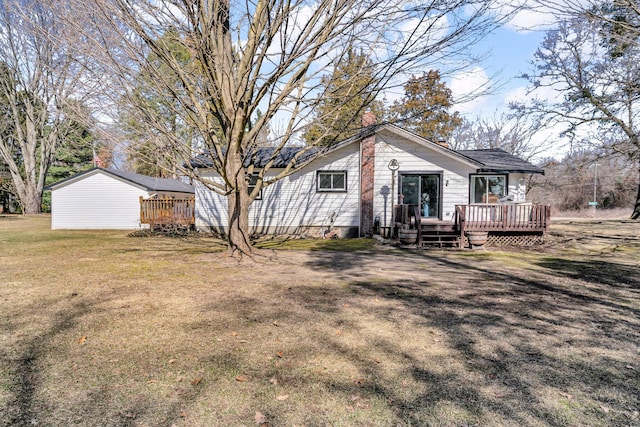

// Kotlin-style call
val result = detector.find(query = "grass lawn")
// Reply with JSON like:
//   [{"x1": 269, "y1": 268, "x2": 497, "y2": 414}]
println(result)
[{"x1": 1, "y1": 215, "x2": 638, "y2": 426}]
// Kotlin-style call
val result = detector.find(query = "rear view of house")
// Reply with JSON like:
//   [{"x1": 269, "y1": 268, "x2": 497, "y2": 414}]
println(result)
[{"x1": 193, "y1": 118, "x2": 545, "y2": 242}]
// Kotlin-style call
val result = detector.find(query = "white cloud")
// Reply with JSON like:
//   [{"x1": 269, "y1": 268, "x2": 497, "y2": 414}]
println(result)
[
  {"x1": 450, "y1": 67, "x2": 492, "y2": 114},
  {"x1": 504, "y1": 78, "x2": 563, "y2": 106},
  {"x1": 498, "y1": 0, "x2": 595, "y2": 33},
  {"x1": 504, "y1": 8, "x2": 558, "y2": 32}
]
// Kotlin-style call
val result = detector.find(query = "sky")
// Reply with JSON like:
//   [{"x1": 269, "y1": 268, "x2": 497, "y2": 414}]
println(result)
[
  {"x1": 451, "y1": 28, "x2": 547, "y2": 115},
  {"x1": 449, "y1": 7, "x2": 556, "y2": 118},
  {"x1": 443, "y1": 5, "x2": 573, "y2": 160}
]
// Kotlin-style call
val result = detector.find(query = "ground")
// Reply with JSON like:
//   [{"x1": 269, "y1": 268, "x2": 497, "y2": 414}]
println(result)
[{"x1": 0, "y1": 215, "x2": 638, "y2": 426}]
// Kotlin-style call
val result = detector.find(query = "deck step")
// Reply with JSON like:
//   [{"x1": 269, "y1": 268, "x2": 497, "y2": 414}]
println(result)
[{"x1": 419, "y1": 229, "x2": 460, "y2": 248}]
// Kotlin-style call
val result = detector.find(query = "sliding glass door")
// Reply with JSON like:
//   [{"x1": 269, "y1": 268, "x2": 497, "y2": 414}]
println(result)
[{"x1": 400, "y1": 173, "x2": 441, "y2": 219}]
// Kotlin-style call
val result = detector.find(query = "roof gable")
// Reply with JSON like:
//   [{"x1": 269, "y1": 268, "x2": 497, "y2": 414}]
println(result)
[
  {"x1": 190, "y1": 124, "x2": 479, "y2": 170},
  {"x1": 188, "y1": 125, "x2": 543, "y2": 175}
]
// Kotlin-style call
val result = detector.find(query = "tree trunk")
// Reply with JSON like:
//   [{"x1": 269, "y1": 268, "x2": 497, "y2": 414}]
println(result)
[
  {"x1": 632, "y1": 166, "x2": 640, "y2": 220},
  {"x1": 22, "y1": 191, "x2": 42, "y2": 214},
  {"x1": 10, "y1": 171, "x2": 42, "y2": 214},
  {"x1": 225, "y1": 151, "x2": 254, "y2": 256},
  {"x1": 227, "y1": 188, "x2": 254, "y2": 255}
]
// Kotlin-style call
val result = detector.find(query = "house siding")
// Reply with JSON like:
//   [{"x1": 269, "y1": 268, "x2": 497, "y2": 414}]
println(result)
[
  {"x1": 51, "y1": 171, "x2": 149, "y2": 229},
  {"x1": 196, "y1": 143, "x2": 361, "y2": 236},
  {"x1": 194, "y1": 128, "x2": 538, "y2": 236},
  {"x1": 373, "y1": 129, "x2": 476, "y2": 227}
]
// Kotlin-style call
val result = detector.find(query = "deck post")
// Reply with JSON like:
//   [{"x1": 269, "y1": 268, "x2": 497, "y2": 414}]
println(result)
[{"x1": 413, "y1": 205, "x2": 422, "y2": 246}]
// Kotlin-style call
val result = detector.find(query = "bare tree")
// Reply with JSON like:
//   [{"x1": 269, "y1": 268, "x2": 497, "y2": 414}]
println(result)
[
  {"x1": 450, "y1": 111, "x2": 551, "y2": 161},
  {"x1": 528, "y1": 0, "x2": 640, "y2": 37},
  {"x1": 82, "y1": 0, "x2": 514, "y2": 255},
  {"x1": 520, "y1": 1, "x2": 640, "y2": 219},
  {"x1": 0, "y1": 0, "x2": 94, "y2": 213}
]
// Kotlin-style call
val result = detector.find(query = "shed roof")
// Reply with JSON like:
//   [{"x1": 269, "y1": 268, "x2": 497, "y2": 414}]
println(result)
[{"x1": 47, "y1": 168, "x2": 195, "y2": 193}]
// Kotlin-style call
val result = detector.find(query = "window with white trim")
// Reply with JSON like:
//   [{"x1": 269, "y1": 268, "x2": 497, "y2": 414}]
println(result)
[
  {"x1": 317, "y1": 170, "x2": 347, "y2": 192},
  {"x1": 248, "y1": 174, "x2": 262, "y2": 200},
  {"x1": 471, "y1": 175, "x2": 506, "y2": 203}
]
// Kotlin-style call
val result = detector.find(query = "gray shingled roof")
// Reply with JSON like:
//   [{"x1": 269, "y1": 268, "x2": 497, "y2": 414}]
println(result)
[
  {"x1": 47, "y1": 168, "x2": 195, "y2": 193},
  {"x1": 190, "y1": 146, "x2": 316, "y2": 169},
  {"x1": 191, "y1": 145, "x2": 544, "y2": 175},
  {"x1": 458, "y1": 149, "x2": 544, "y2": 174}
]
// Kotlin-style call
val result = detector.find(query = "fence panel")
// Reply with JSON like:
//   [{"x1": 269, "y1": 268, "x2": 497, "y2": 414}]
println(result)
[{"x1": 139, "y1": 196, "x2": 195, "y2": 226}]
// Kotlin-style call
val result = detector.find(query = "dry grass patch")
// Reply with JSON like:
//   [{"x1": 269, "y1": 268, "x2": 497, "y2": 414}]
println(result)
[{"x1": 0, "y1": 215, "x2": 639, "y2": 426}]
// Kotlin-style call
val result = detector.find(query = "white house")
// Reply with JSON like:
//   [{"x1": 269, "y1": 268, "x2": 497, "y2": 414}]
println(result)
[
  {"x1": 191, "y1": 120, "x2": 544, "y2": 238},
  {"x1": 48, "y1": 168, "x2": 194, "y2": 230}
]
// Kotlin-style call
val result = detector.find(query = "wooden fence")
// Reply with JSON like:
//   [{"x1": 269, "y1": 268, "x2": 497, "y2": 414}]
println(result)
[{"x1": 139, "y1": 196, "x2": 195, "y2": 226}]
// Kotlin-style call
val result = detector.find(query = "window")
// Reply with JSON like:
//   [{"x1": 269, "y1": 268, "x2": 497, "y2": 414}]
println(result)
[
  {"x1": 471, "y1": 175, "x2": 506, "y2": 203},
  {"x1": 248, "y1": 174, "x2": 262, "y2": 200},
  {"x1": 317, "y1": 171, "x2": 347, "y2": 192}
]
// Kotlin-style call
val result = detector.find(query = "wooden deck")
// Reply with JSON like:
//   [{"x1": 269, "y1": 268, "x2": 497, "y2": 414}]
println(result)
[{"x1": 394, "y1": 203, "x2": 551, "y2": 248}]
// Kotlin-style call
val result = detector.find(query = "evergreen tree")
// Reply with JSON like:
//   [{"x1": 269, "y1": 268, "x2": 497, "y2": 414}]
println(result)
[
  {"x1": 388, "y1": 70, "x2": 461, "y2": 141},
  {"x1": 48, "y1": 101, "x2": 96, "y2": 182},
  {"x1": 122, "y1": 31, "x2": 199, "y2": 178},
  {"x1": 304, "y1": 49, "x2": 383, "y2": 145}
]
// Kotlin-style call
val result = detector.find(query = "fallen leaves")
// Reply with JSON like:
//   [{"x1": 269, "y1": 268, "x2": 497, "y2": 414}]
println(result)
[
  {"x1": 235, "y1": 375, "x2": 247, "y2": 382},
  {"x1": 276, "y1": 394, "x2": 289, "y2": 401},
  {"x1": 77, "y1": 336, "x2": 87, "y2": 345},
  {"x1": 191, "y1": 377, "x2": 203, "y2": 386},
  {"x1": 346, "y1": 395, "x2": 370, "y2": 411},
  {"x1": 254, "y1": 411, "x2": 267, "y2": 424}
]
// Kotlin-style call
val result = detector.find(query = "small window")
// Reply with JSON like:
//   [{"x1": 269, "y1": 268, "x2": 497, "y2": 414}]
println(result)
[
  {"x1": 317, "y1": 171, "x2": 347, "y2": 192},
  {"x1": 471, "y1": 175, "x2": 506, "y2": 203},
  {"x1": 248, "y1": 174, "x2": 262, "y2": 200}
]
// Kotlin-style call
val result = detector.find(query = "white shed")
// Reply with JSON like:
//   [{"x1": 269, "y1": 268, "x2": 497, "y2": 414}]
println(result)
[{"x1": 47, "y1": 168, "x2": 194, "y2": 230}]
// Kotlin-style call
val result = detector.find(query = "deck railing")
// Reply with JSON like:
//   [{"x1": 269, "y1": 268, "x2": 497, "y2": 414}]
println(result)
[
  {"x1": 456, "y1": 204, "x2": 550, "y2": 232},
  {"x1": 393, "y1": 203, "x2": 551, "y2": 233},
  {"x1": 139, "y1": 196, "x2": 195, "y2": 226}
]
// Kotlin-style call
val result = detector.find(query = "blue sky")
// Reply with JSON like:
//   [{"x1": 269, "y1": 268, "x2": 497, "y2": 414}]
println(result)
[
  {"x1": 446, "y1": 3, "x2": 562, "y2": 119},
  {"x1": 450, "y1": 26, "x2": 549, "y2": 117}
]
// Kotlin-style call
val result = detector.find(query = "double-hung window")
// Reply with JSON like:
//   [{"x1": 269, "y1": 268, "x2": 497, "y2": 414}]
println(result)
[
  {"x1": 471, "y1": 175, "x2": 506, "y2": 203},
  {"x1": 317, "y1": 170, "x2": 347, "y2": 192}
]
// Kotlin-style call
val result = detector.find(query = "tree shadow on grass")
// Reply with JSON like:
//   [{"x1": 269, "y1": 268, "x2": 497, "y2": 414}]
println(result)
[
  {"x1": 0, "y1": 289, "x2": 205, "y2": 427},
  {"x1": 299, "y1": 249, "x2": 640, "y2": 425},
  {"x1": 0, "y1": 295, "x2": 96, "y2": 426},
  {"x1": 537, "y1": 258, "x2": 640, "y2": 290}
]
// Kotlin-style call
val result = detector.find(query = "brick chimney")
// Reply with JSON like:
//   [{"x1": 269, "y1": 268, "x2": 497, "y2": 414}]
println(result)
[
  {"x1": 360, "y1": 112, "x2": 376, "y2": 236},
  {"x1": 361, "y1": 110, "x2": 376, "y2": 128}
]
